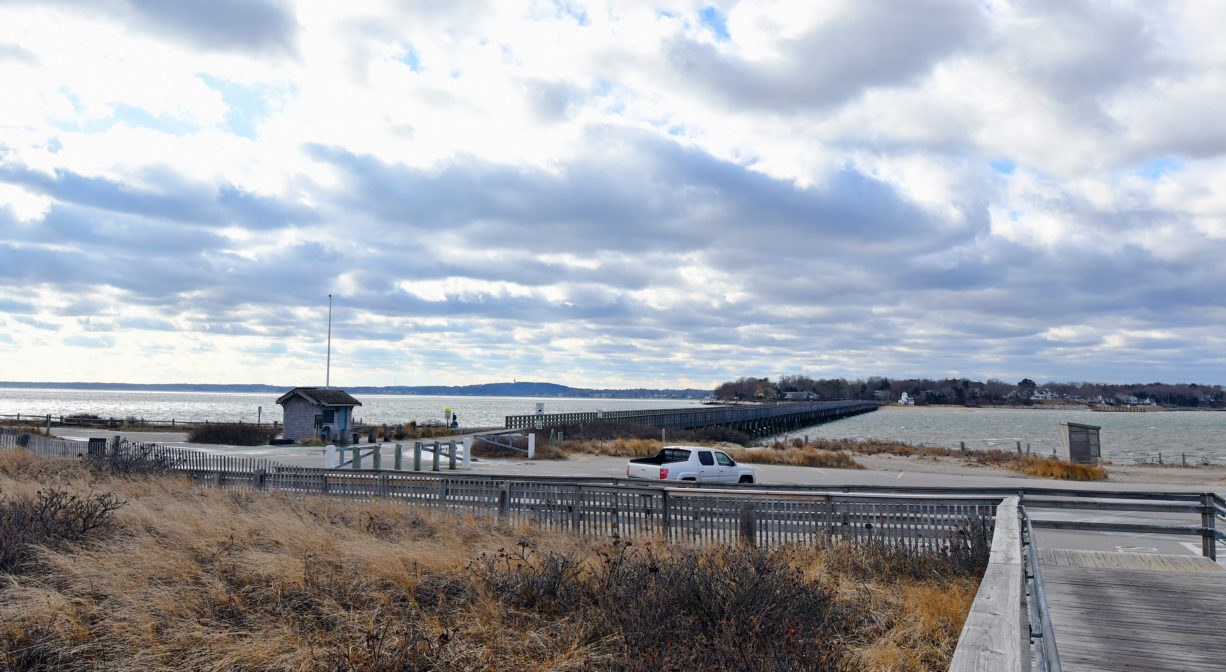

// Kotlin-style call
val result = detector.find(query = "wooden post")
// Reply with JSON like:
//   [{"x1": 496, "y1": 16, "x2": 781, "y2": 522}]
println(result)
[
  {"x1": 368, "y1": 429, "x2": 377, "y2": 444},
  {"x1": 660, "y1": 490, "x2": 670, "y2": 541},
  {"x1": 498, "y1": 483, "x2": 510, "y2": 517},
  {"x1": 1202, "y1": 493, "x2": 1217, "y2": 561},
  {"x1": 352, "y1": 447, "x2": 362, "y2": 470},
  {"x1": 571, "y1": 485, "x2": 583, "y2": 531},
  {"x1": 372, "y1": 446, "x2": 381, "y2": 470},
  {"x1": 448, "y1": 439, "x2": 457, "y2": 470},
  {"x1": 393, "y1": 443, "x2": 402, "y2": 470},
  {"x1": 739, "y1": 503, "x2": 757, "y2": 547},
  {"x1": 413, "y1": 442, "x2": 421, "y2": 471},
  {"x1": 432, "y1": 441, "x2": 440, "y2": 471},
  {"x1": 528, "y1": 433, "x2": 535, "y2": 459},
  {"x1": 462, "y1": 439, "x2": 470, "y2": 468}
]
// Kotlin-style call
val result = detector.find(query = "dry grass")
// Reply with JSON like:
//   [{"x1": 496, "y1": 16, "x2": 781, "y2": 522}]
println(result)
[
  {"x1": 805, "y1": 438, "x2": 1108, "y2": 481},
  {"x1": 0, "y1": 449, "x2": 985, "y2": 671},
  {"x1": 727, "y1": 446, "x2": 866, "y2": 469}
]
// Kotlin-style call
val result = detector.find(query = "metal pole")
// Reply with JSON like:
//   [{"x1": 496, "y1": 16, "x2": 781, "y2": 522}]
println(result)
[{"x1": 326, "y1": 293, "x2": 332, "y2": 388}]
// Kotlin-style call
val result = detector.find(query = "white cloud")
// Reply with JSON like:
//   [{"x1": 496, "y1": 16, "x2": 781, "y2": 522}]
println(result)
[{"x1": 1, "y1": 0, "x2": 1225, "y2": 387}]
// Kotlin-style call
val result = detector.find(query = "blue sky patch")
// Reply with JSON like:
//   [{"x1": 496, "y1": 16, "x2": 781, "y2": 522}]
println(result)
[
  {"x1": 399, "y1": 45, "x2": 420, "y2": 72},
  {"x1": 699, "y1": 7, "x2": 730, "y2": 41},
  {"x1": 553, "y1": 0, "x2": 589, "y2": 26},
  {"x1": 990, "y1": 158, "x2": 1016, "y2": 175},
  {"x1": 1137, "y1": 157, "x2": 1180, "y2": 180},
  {"x1": 197, "y1": 74, "x2": 285, "y2": 139}
]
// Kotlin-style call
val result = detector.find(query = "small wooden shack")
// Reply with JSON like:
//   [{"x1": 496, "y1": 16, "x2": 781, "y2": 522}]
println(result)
[{"x1": 276, "y1": 387, "x2": 362, "y2": 443}]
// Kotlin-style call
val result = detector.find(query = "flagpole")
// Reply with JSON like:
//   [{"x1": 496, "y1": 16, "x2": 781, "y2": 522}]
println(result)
[{"x1": 326, "y1": 294, "x2": 332, "y2": 388}]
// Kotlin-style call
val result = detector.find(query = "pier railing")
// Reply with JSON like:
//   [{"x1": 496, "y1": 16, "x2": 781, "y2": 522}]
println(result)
[{"x1": 504, "y1": 400, "x2": 879, "y2": 434}]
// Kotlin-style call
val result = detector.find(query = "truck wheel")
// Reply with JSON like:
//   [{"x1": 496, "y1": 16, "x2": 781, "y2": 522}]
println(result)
[{"x1": 738, "y1": 475, "x2": 754, "y2": 484}]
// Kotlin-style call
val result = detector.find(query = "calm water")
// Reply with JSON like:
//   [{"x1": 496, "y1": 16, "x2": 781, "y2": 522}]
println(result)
[
  {"x1": 0, "y1": 388, "x2": 703, "y2": 428},
  {"x1": 787, "y1": 406, "x2": 1226, "y2": 464}
]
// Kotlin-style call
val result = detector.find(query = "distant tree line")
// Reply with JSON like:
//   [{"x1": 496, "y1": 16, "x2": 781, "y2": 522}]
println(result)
[{"x1": 712, "y1": 375, "x2": 1225, "y2": 409}]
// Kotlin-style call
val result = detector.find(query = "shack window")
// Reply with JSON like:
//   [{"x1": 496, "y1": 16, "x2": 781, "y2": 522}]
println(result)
[
  {"x1": 698, "y1": 451, "x2": 714, "y2": 466},
  {"x1": 322, "y1": 409, "x2": 335, "y2": 423}
]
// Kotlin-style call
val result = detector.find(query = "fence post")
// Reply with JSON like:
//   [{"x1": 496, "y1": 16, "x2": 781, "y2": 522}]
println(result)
[
  {"x1": 372, "y1": 446, "x2": 381, "y2": 470},
  {"x1": 661, "y1": 490, "x2": 670, "y2": 541},
  {"x1": 462, "y1": 439, "x2": 470, "y2": 468},
  {"x1": 498, "y1": 483, "x2": 510, "y2": 517},
  {"x1": 378, "y1": 473, "x2": 390, "y2": 498},
  {"x1": 251, "y1": 468, "x2": 266, "y2": 491},
  {"x1": 394, "y1": 443, "x2": 402, "y2": 470},
  {"x1": 448, "y1": 440, "x2": 457, "y2": 470},
  {"x1": 414, "y1": 442, "x2": 422, "y2": 471},
  {"x1": 739, "y1": 503, "x2": 757, "y2": 547},
  {"x1": 572, "y1": 485, "x2": 583, "y2": 531},
  {"x1": 528, "y1": 433, "x2": 535, "y2": 459},
  {"x1": 352, "y1": 447, "x2": 362, "y2": 470},
  {"x1": 437, "y1": 479, "x2": 447, "y2": 504},
  {"x1": 1202, "y1": 493, "x2": 1217, "y2": 561},
  {"x1": 432, "y1": 441, "x2": 440, "y2": 471}
]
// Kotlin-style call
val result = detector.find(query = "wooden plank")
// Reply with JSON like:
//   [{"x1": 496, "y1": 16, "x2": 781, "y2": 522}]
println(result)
[
  {"x1": 950, "y1": 497, "x2": 1024, "y2": 672},
  {"x1": 1042, "y1": 561, "x2": 1226, "y2": 671}
]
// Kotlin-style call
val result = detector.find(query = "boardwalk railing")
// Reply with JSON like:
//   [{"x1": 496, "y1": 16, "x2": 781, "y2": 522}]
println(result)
[{"x1": 953, "y1": 490, "x2": 1226, "y2": 670}]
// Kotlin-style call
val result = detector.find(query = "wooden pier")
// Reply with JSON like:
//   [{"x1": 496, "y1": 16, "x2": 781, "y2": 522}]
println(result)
[
  {"x1": 1040, "y1": 549, "x2": 1226, "y2": 671},
  {"x1": 504, "y1": 400, "x2": 878, "y2": 436}
]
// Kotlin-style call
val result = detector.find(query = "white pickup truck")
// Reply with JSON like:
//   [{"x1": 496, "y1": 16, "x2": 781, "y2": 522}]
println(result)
[{"x1": 625, "y1": 446, "x2": 757, "y2": 484}]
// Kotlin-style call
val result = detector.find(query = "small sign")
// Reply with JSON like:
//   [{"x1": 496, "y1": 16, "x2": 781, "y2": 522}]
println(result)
[{"x1": 535, "y1": 402, "x2": 545, "y2": 430}]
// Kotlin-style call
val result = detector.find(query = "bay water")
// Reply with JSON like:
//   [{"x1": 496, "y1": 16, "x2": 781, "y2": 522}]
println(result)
[{"x1": 3, "y1": 388, "x2": 1223, "y2": 464}]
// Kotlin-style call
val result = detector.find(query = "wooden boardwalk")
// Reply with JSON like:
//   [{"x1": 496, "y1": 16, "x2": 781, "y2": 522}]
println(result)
[{"x1": 1039, "y1": 549, "x2": 1226, "y2": 671}]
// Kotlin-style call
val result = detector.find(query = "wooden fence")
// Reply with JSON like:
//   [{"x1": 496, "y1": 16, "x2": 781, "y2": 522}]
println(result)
[{"x1": 1, "y1": 428, "x2": 995, "y2": 550}]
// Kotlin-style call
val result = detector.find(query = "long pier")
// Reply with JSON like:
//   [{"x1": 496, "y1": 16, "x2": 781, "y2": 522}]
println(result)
[{"x1": 504, "y1": 400, "x2": 878, "y2": 436}]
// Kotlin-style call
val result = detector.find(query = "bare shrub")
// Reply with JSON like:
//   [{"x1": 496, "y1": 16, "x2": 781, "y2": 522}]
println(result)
[{"x1": 0, "y1": 488, "x2": 123, "y2": 573}]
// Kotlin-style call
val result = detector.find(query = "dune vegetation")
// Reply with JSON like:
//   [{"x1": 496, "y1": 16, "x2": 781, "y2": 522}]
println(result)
[
  {"x1": 0, "y1": 448, "x2": 986, "y2": 671},
  {"x1": 512, "y1": 423, "x2": 1108, "y2": 481}
]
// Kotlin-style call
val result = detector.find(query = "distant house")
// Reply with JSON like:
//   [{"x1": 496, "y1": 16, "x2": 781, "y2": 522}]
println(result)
[
  {"x1": 898, "y1": 392, "x2": 915, "y2": 406},
  {"x1": 276, "y1": 387, "x2": 362, "y2": 443}
]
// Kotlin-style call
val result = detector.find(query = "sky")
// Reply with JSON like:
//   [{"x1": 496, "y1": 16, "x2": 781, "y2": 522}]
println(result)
[{"x1": 1, "y1": 0, "x2": 1225, "y2": 389}]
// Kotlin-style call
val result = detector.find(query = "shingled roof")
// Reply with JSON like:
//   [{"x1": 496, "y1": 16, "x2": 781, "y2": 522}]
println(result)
[{"x1": 275, "y1": 387, "x2": 363, "y2": 407}]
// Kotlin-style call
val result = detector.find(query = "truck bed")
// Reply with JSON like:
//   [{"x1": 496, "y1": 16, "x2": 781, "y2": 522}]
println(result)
[{"x1": 628, "y1": 448, "x2": 692, "y2": 465}]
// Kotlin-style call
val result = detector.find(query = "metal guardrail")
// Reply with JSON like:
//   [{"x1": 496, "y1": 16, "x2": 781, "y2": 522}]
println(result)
[{"x1": 1021, "y1": 505, "x2": 1061, "y2": 672}]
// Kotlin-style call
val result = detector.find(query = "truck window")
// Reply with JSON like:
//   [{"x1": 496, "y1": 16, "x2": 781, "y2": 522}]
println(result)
[
  {"x1": 715, "y1": 452, "x2": 734, "y2": 466},
  {"x1": 663, "y1": 449, "x2": 691, "y2": 463},
  {"x1": 698, "y1": 451, "x2": 714, "y2": 466}
]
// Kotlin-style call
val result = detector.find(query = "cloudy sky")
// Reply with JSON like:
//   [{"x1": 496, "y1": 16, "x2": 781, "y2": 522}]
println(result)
[{"x1": 1, "y1": 0, "x2": 1224, "y2": 389}]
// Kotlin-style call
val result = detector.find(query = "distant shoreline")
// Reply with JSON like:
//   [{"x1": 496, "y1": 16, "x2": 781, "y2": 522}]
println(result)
[{"x1": 0, "y1": 381, "x2": 709, "y2": 400}]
